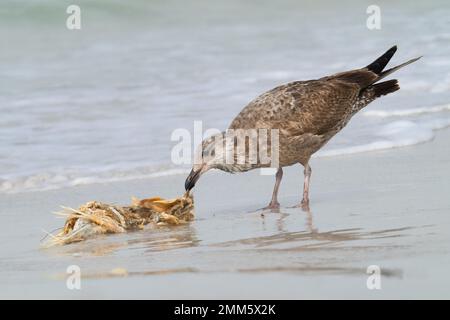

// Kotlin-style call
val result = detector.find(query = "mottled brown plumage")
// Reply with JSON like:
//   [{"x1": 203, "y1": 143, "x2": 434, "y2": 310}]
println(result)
[{"x1": 185, "y1": 46, "x2": 420, "y2": 209}]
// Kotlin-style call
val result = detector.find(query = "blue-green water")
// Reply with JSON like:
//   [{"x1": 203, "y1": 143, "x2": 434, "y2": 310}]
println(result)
[{"x1": 1, "y1": 0, "x2": 450, "y2": 193}]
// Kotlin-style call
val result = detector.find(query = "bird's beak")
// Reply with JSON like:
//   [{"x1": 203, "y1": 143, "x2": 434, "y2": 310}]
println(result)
[{"x1": 185, "y1": 168, "x2": 202, "y2": 191}]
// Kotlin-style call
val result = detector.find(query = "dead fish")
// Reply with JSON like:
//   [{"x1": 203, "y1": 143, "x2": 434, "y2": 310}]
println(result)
[{"x1": 42, "y1": 194, "x2": 194, "y2": 247}]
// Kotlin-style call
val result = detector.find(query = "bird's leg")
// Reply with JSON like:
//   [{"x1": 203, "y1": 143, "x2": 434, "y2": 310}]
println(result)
[
  {"x1": 301, "y1": 164, "x2": 312, "y2": 209},
  {"x1": 263, "y1": 168, "x2": 283, "y2": 210}
]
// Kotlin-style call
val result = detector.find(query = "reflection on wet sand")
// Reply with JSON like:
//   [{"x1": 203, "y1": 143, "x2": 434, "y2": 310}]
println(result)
[
  {"x1": 57, "y1": 264, "x2": 402, "y2": 280},
  {"x1": 126, "y1": 224, "x2": 200, "y2": 253},
  {"x1": 244, "y1": 205, "x2": 421, "y2": 252},
  {"x1": 264, "y1": 205, "x2": 318, "y2": 233},
  {"x1": 214, "y1": 225, "x2": 416, "y2": 250},
  {"x1": 52, "y1": 267, "x2": 201, "y2": 281},
  {"x1": 48, "y1": 206, "x2": 432, "y2": 281},
  {"x1": 48, "y1": 224, "x2": 199, "y2": 256},
  {"x1": 236, "y1": 266, "x2": 402, "y2": 278}
]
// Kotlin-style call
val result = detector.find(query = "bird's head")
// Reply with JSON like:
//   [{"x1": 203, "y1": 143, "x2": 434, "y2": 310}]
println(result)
[{"x1": 185, "y1": 132, "x2": 232, "y2": 191}]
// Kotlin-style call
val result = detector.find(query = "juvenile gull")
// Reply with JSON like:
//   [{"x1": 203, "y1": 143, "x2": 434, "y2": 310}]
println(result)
[{"x1": 185, "y1": 46, "x2": 420, "y2": 209}]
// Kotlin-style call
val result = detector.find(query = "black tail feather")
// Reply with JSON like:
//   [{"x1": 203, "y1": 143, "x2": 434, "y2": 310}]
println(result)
[
  {"x1": 366, "y1": 45, "x2": 397, "y2": 74},
  {"x1": 376, "y1": 56, "x2": 422, "y2": 83},
  {"x1": 371, "y1": 79, "x2": 400, "y2": 97}
]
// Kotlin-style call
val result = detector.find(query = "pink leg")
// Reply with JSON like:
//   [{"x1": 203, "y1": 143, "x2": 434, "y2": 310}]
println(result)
[
  {"x1": 301, "y1": 164, "x2": 312, "y2": 209},
  {"x1": 263, "y1": 168, "x2": 283, "y2": 210}
]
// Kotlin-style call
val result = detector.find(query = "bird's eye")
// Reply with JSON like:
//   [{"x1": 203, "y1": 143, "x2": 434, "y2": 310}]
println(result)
[{"x1": 202, "y1": 148, "x2": 215, "y2": 158}]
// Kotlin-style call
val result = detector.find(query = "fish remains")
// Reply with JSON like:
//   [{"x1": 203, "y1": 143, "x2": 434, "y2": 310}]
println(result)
[{"x1": 43, "y1": 193, "x2": 194, "y2": 247}]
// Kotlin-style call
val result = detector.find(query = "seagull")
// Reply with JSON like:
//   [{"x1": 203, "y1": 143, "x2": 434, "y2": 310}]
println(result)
[{"x1": 185, "y1": 46, "x2": 420, "y2": 209}]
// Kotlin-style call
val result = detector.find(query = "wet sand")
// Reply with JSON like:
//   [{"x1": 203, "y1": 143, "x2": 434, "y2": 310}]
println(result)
[{"x1": 1, "y1": 129, "x2": 450, "y2": 299}]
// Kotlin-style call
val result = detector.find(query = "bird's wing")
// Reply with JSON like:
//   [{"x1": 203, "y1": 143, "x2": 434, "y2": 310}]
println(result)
[{"x1": 229, "y1": 73, "x2": 371, "y2": 136}]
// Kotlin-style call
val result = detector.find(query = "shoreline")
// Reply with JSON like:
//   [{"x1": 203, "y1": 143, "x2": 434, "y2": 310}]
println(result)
[
  {"x1": 3, "y1": 124, "x2": 450, "y2": 196},
  {"x1": 0, "y1": 128, "x2": 449, "y2": 299}
]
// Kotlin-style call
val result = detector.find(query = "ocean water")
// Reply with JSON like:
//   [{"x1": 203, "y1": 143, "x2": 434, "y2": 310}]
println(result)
[{"x1": 1, "y1": 0, "x2": 449, "y2": 193}]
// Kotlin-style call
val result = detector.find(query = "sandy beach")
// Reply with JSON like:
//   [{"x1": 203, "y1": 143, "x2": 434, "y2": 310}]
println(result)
[
  {"x1": 2, "y1": 0, "x2": 450, "y2": 304},
  {"x1": 1, "y1": 128, "x2": 449, "y2": 299}
]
